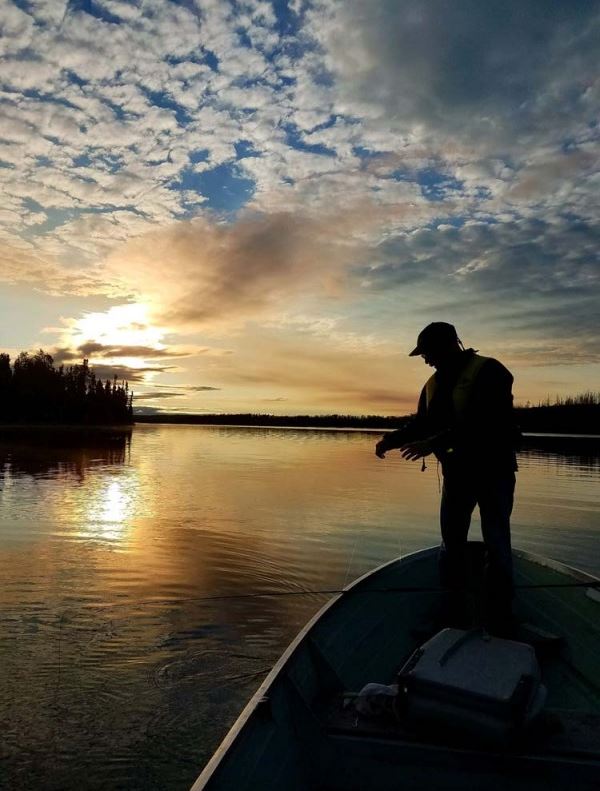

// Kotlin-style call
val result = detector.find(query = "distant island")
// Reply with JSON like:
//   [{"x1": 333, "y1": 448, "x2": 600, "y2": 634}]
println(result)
[
  {"x1": 0, "y1": 350, "x2": 133, "y2": 425},
  {"x1": 135, "y1": 392, "x2": 600, "y2": 436}
]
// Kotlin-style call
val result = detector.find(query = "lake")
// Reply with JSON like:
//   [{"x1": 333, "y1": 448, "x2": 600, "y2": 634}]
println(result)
[{"x1": 1, "y1": 424, "x2": 599, "y2": 790}]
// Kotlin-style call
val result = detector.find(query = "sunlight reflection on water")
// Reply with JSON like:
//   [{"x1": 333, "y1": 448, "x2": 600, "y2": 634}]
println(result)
[
  {"x1": 0, "y1": 425, "x2": 598, "y2": 790},
  {"x1": 87, "y1": 477, "x2": 137, "y2": 541}
]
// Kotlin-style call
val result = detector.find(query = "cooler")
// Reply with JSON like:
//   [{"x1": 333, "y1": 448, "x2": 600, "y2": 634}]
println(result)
[{"x1": 397, "y1": 628, "x2": 547, "y2": 745}]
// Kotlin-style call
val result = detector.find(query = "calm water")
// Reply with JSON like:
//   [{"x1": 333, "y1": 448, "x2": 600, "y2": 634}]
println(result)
[{"x1": 1, "y1": 425, "x2": 599, "y2": 789}]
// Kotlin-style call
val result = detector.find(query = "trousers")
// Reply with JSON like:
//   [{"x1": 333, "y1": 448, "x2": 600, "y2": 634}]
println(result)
[{"x1": 438, "y1": 468, "x2": 516, "y2": 629}]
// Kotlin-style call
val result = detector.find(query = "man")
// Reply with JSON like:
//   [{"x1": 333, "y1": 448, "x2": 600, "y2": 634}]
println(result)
[{"x1": 375, "y1": 322, "x2": 520, "y2": 636}]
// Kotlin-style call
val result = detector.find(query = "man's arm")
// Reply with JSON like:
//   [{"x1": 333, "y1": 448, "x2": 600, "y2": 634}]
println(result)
[{"x1": 375, "y1": 389, "x2": 427, "y2": 458}]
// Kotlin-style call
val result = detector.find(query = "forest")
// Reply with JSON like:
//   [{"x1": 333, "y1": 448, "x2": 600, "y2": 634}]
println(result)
[
  {"x1": 0, "y1": 350, "x2": 133, "y2": 425},
  {"x1": 134, "y1": 412, "x2": 413, "y2": 429},
  {"x1": 513, "y1": 392, "x2": 600, "y2": 434},
  {"x1": 135, "y1": 393, "x2": 600, "y2": 435}
]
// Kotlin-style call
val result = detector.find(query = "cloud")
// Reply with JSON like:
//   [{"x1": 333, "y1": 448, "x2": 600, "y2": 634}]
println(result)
[
  {"x1": 132, "y1": 383, "x2": 221, "y2": 400},
  {"x1": 46, "y1": 356, "x2": 175, "y2": 382},
  {"x1": 308, "y1": 0, "x2": 600, "y2": 151},
  {"x1": 369, "y1": 216, "x2": 599, "y2": 296},
  {"x1": 0, "y1": 0, "x2": 448, "y2": 271},
  {"x1": 204, "y1": 326, "x2": 418, "y2": 412},
  {"x1": 132, "y1": 391, "x2": 183, "y2": 400},
  {"x1": 103, "y1": 185, "x2": 451, "y2": 332},
  {"x1": 90, "y1": 363, "x2": 176, "y2": 382},
  {"x1": 361, "y1": 215, "x2": 600, "y2": 364},
  {"x1": 103, "y1": 209, "x2": 362, "y2": 329},
  {"x1": 132, "y1": 405, "x2": 163, "y2": 415},
  {"x1": 74, "y1": 342, "x2": 191, "y2": 359},
  {"x1": 1, "y1": 0, "x2": 598, "y2": 410},
  {"x1": 0, "y1": 242, "x2": 117, "y2": 297}
]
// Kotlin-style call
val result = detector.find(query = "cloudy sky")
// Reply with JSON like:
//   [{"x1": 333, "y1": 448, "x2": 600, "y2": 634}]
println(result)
[{"x1": 1, "y1": 0, "x2": 598, "y2": 415}]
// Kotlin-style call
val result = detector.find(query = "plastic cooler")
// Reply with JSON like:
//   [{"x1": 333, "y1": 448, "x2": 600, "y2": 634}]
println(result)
[{"x1": 397, "y1": 628, "x2": 547, "y2": 745}]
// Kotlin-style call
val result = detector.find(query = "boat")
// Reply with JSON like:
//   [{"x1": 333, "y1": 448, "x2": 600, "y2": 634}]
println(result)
[{"x1": 190, "y1": 542, "x2": 600, "y2": 790}]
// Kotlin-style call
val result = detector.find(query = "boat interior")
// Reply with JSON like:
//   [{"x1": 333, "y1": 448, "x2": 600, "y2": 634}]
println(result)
[{"x1": 197, "y1": 543, "x2": 600, "y2": 791}]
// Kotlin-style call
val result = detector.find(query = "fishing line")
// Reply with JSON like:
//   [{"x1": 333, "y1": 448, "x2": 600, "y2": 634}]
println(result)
[{"x1": 82, "y1": 579, "x2": 600, "y2": 610}]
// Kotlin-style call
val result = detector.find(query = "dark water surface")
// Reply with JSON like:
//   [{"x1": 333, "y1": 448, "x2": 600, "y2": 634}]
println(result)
[{"x1": 1, "y1": 425, "x2": 599, "y2": 789}]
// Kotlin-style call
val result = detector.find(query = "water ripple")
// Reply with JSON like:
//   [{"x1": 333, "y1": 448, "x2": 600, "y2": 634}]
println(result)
[{"x1": 1, "y1": 425, "x2": 599, "y2": 789}]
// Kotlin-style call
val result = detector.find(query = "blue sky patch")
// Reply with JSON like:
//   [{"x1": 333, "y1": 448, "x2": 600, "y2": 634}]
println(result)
[
  {"x1": 72, "y1": 153, "x2": 123, "y2": 173},
  {"x1": 21, "y1": 207, "x2": 79, "y2": 238},
  {"x1": 172, "y1": 162, "x2": 255, "y2": 214},
  {"x1": 137, "y1": 87, "x2": 191, "y2": 126},
  {"x1": 283, "y1": 123, "x2": 337, "y2": 156},
  {"x1": 20, "y1": 88, "x2": 79, "y2": 112},
  {"x1": 235, "y1": 140, "x2": 260, "y2": 158},
  {"x1": 203, "y1": 49, "x2": 219, "y2": 71},
  {"x1": 389, "y1": 167, "x2": 465, "y2": 202},
  {"x1": 189, "y1": 149, "x2": 210, "y2": 165},
  {"x1": 271, "y1": 0, "x2": 303, "y2": 37},
  {"x1": 66, "y1": 0, "x2": 123, "y2": 25},
  {"x1": 22, "y1": 197, "x2": 45, "y2": 213}
]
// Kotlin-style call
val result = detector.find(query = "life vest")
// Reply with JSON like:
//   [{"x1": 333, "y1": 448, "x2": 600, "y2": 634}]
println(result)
[{"x1": 424, "y1": 353, "x2": 490, "y2": 419}]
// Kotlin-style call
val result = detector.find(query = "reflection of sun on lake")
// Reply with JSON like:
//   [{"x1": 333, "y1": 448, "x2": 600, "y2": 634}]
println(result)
[{"x1": 82, "y1": 475, "x2": 140, "y2": 541}]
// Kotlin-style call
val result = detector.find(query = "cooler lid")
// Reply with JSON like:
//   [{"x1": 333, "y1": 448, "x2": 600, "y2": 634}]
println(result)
[{"x1": 401, "y1": 629, "x2": 539, "y2": 702}]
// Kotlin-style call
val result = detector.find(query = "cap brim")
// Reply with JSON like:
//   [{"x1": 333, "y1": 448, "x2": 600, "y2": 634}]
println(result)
[{"x1": 409, "y1": 346, "x2": 421, "y2": 356}]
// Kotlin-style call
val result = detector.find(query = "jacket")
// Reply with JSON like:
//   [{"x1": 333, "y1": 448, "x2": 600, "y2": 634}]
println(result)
[{"x1": 381, "y1": 349, "x2": 520, "y2": 473}]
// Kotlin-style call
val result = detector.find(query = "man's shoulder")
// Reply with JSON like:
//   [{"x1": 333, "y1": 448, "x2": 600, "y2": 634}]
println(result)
[{"x1": 477, "y1": 355, "x2": 513, "y2": 383}]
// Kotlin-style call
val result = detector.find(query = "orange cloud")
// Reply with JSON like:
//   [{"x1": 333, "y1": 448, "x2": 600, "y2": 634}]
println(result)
[{"x1": 104, "y1": 200, "x2": 440, "y2": 333}]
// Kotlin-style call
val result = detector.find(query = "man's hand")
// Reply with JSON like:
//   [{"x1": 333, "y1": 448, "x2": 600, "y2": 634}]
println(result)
[
  {"x1": 375, "y1": 439, "x2": 388, "y2": 459},
  {"x1": 400, "y1": 439, "x2": 434, "y2": 461}
]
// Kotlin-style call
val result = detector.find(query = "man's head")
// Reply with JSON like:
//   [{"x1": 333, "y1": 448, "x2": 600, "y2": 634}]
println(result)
[{"x1": 409, "y1": 322, "x2": 463, "y2": 368}]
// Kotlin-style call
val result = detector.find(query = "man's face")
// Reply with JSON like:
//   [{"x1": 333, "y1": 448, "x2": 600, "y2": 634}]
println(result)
[
  {"x1": 422, "y1": 349, "x2": 442, "y2": 368},
  {"x1": 421, "y1": 342, "x2": 455, "y2": 368}
]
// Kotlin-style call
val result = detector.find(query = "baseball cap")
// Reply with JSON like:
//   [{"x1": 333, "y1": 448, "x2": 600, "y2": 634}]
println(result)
[{"x1": 409, "y1": 322, "x2": 460, "y2": 356}]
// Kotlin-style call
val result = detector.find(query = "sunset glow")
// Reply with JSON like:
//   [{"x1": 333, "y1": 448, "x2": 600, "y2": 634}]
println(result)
[
  {"x1": 0, "y1": 1, "x2": 597, "y2": 414},
  {"x1": 68, "y1": 305, "x2": 164, "y2": 359}
]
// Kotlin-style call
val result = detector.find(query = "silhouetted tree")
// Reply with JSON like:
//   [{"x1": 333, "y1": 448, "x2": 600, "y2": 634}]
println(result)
[
  {"x1": 0, "y1": 349, "x2": 133, "y2": 425},
  {"x1": 0, "y1": 353, "x2": 12, "y2": 418},
  {"x1": 514, "y1": 392, "x2": 600, "y2": 434}
]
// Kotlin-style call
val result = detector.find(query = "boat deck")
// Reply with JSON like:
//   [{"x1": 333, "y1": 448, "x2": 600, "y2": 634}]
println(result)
[
  {"x1": 191, "y1": 545, "x2": 600, "y2": 791},
  {"x1": 312, "y1": 549, "x2": 600, "y2": 791},
  {"x1": 324, "y1": 695, "x2": 600, "y2": 759}
]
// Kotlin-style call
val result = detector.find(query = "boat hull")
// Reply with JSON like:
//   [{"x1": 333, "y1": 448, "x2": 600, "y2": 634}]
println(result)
[{"x1": 190, "y1": 544, "x2": 600, "y2": 790}]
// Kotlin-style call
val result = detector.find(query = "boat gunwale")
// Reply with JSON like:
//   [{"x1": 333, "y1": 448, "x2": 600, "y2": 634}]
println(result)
[
  {"x1": 189, "y1": 545, "x2": 438, "y2": 789},
  {"x1": 511, "y1": 548, "x2": 600, "y2": 585},
  {"x1": 189, "y1": 545, "x2": 600, "y2": 790}
]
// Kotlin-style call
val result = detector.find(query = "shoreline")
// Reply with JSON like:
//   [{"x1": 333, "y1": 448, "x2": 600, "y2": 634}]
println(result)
[
  {"x1": 0, "y1": 424, "x2": 132, "y2": 431},
  {"x1": 0, "y1": 422, "x2": 597, "y2": 441},
  {"x1": 135, "y1": 423, "x2": 600, "y2": 440}
]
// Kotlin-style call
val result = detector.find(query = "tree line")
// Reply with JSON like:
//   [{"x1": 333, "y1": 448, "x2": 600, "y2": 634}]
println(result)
[
  {"x1": 133, "y1": 413, "x2": 414, "y2": 429},
  {"x1": 135, "y1": 392, "x2": 600, "y2": 435},
  {"x1": 514, "y1": 392, "x2": 600, "y2": 434},
  {"x1": 0, "y1": 350, "x2": 133, "y2": 425}
]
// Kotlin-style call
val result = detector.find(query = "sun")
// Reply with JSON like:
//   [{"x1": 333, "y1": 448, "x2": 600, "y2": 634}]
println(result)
[{"x1": 67, "y1": 303, "x2": 166, "y2": 367}]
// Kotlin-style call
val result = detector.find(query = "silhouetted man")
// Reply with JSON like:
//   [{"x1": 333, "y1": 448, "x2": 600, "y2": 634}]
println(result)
[{"x1": 375, "y1": 323, "x2": 520, "y2": 636}]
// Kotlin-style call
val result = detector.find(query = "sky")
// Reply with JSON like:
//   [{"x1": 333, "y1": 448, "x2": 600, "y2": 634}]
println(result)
[{"x1": 1, "y1": 0, "x2": 598, "y2": 416}]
